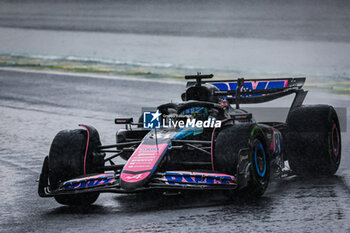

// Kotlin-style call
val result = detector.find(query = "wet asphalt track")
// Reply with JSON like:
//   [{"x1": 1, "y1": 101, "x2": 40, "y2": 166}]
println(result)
[{"x1": 0, "y1": 69, "x2": 350, "y2": 233}]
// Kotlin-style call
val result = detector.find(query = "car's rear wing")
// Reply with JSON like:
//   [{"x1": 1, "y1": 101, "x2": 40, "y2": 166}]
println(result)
[{"x1": 186, "y1": 74, "x2": 307, "y2": 110}]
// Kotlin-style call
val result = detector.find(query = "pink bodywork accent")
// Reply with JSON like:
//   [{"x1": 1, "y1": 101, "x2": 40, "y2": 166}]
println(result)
[
  {"x1": 121, "y1": 143, "x2": 169, "y2": 183},
  {"x1": 168, "y1": 171, "x2": 235, "y2": 178},
  {"x1": 123, "y1": 143, "x2": 168, "y2": 172},
  {"x1": 332, "y1": 123, "x2": 340, "y2": 157},
  {"x1": 120, "y1": 172, "x2": 151, "y2": 183},
  {"x1": 211, "y1": 127, "x2": 216, "y2": 171},
  {"x1": 79, "y1": 124, "x2": 90, "y2": 175},
  {"x1": 270, "y1": 129, "x2": 276, "y2": 151},
  {"x1": 251, "y1": 81, "x2": 259, "y2": 90}
]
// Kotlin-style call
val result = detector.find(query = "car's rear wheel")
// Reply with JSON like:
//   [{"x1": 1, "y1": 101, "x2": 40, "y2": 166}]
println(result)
[
  {"x1": 48, "y1": 126, "x2": 104, "y2": 205},
  {"x1": 286, "y1": 105, "x2": 341, "y2": 176},
  {"x1": 214, "y1": 124, "x2": 270, "y2": 199}
]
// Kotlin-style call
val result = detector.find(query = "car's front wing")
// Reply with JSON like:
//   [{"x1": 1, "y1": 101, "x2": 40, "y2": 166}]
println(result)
[{"x1": 39, "y1": 171, "x2": 237, "y2": 197}]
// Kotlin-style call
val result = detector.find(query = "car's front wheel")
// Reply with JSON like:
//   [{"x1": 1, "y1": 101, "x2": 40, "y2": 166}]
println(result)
[
  {"x1": 48, "y1": 126, "x2": 104, "y2": 205},
  {"x1": 214, "y1": 124, "x2": 270, "y2": 199}
]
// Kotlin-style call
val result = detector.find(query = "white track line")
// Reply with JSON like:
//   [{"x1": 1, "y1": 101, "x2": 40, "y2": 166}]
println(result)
[{"x1": 0, "y1": 67, "x2": 185, "y2": 85}]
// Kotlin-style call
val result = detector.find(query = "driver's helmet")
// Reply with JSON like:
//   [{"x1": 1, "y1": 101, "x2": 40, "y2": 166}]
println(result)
[
  {"x1": 180, "y1": 106, "x2": 209, "y2": 121},
  {"x1": 185, "y1": 84, "x2": 220, "y2": 103}
]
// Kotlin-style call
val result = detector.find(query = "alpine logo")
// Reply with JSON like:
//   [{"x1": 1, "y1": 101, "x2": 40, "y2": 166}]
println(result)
[{"x1": 126, "y1": 174, "x2": 143, "y2": 179}]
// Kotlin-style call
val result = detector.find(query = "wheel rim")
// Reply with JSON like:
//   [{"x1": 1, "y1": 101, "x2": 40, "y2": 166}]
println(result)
[
  {"x1": 254, "y1": 142, "x2": 266, "y2": 177},
  {"x1": 331, "y1": 122, "x2": 340, "y2": 157}
]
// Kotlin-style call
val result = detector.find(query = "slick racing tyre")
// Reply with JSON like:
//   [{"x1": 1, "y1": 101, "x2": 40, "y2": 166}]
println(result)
[
  {"x1": 214, "y1": 124, "x2": 270, "y2": 198},
  {"x1": 286, "y1": 105, "x2": 341, "y2": 176},
  {"x1": 48, "y1": 126, "x2": 104, "y2": 205}
]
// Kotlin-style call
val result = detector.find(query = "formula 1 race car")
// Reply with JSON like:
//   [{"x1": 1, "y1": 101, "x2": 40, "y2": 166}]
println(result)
[{"x1": 38, "y1": 73, "x2": 342, "y2": 206}]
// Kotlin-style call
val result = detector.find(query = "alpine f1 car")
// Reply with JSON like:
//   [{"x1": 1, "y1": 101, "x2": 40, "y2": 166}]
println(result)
[{"x1": 38, "y1": 73, "x2": 342, "y2": 206}]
